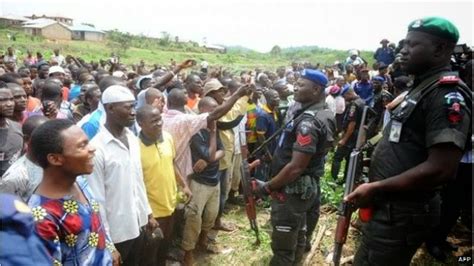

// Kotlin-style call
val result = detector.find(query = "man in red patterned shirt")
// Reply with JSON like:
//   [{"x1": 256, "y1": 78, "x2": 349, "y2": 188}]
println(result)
[{"x1": 28, "y1": 119, "x2": 120, "y2": 266}]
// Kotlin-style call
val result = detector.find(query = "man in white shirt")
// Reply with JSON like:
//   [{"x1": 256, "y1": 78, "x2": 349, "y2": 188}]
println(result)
[
  {"x1": 87, "y1": 85, "x2": 158, "y2": 265},
  {"x1": 51, "y1": 49, "x2": 65, "y2": 66},
  {"x1": 0, "y1": 116, "x2": 48, "y2": 202}
]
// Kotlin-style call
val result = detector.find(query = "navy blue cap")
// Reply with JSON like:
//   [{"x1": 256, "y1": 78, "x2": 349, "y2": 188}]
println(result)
[
  {"x1": 301, "y1": 69, "x2": 328, "y2": 87},
  {"x1": 341, "y1": 84, "x2": 351, "y2": 96},
  {"x1": 372, "y1": 76, "x2": 386, "y2": 83}
]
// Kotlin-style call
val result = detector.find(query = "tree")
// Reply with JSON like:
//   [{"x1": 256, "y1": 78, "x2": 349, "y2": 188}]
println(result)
[
  {"x1": 159, "y1": 31, "x2": 171, "y2": 46},
  {"x1": 270, "y1": 45, "x2": 281, "y2": 56},
  {"x1": 106, "y1": 29, "x2": 131, "y2": 56}
]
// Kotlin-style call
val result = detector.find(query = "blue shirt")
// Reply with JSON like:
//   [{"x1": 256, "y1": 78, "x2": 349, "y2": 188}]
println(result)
[
  {"x1": 68, "y1": 84, "x2": 81, "y2": 102},
  {"x1": 81, "y1": 109, "x2": 104, "y2": 139},
  {"x1": 256, "y1": 105, "x2": 280, "y2": 154},
  {"x1": 353, "y1": 81, "x2": 374, "y2": 107},
  {"x1": 374, "y1": 47, "x2": 395, "y2": 65},
  {"x1": 0, "y1": 193, "x2": 50, "y2": 266}
]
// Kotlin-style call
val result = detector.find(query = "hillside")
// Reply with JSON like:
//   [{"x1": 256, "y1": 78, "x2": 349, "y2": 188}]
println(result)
[{"x1": 0, "y1": 27, "x2": 374, "y2": 71}]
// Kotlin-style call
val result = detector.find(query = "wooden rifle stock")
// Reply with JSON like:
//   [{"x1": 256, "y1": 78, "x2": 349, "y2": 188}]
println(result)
[{"x1": 333, "y1": 106, "x2": 373, "y2": 265}]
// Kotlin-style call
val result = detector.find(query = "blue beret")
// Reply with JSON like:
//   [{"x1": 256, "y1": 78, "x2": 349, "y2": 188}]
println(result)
[
  {"x1": 341, "y1": 84, "x2": 351, "y2": 96},
  {"x1": 301, "y1": 69, "x2": 328, "y2": 87},
  {"x1": 372, "y1": 76, "x2": 386, "y2": 83}
]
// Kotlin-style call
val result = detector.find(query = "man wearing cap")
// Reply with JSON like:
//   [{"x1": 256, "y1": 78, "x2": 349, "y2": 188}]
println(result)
[
  {"x1": 369, "y1": 76, "x2": 388, "y2": 136},
  {"x1": 203, "y1": 78, "x2": 252, "y2": 231},
  {"x1": 87, "y1": 85, "x2": 158, "y2": 265},
  {"x1": 345, "y1": 17, "x2": 472, "y2": 265},
  {"x1": 252, "y1": 69, "x2": 333, "y2": 265},
  {"x1": 376, "y1": 62, "x2": 393, "y2": 90},
  {"x1": 331, "y1": 85, "x2": 366, "y2": 183},
  {"x1": 48, "y1": 65, "x2": 70, "y2": 101},
  {"x1": 374, "y1": 39, "x2": 395, "y2": 65},
  {"x1": 353, "y1": 68, "x2": 374, "y2": 106},
  {"x1": 344, "y1": 50, "x2": 365, "y2": 70}
]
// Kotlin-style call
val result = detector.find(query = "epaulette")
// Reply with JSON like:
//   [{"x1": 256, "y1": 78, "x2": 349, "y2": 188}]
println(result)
[
  {"x1": 303, "y1": 110, "x2": 317, "y2": 117},
  {"x1": 439, "y1": 74, "x2": 460, "y2": 85}
]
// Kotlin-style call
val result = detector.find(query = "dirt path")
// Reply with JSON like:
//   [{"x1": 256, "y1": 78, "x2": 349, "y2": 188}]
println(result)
[{"x1": 192, "y1": 203, "x2": 472, "y2": 266}]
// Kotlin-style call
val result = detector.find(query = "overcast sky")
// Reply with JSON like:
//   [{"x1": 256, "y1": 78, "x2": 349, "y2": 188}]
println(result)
[{"x1": 2, "y1": 0, "x2": 472, "y2": 52}]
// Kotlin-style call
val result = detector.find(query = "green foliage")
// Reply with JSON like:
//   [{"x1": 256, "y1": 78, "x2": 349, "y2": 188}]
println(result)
[
  {"x1": 106, "y1": 29, "x2": 132, "y2": 56},
  {"x1": 159, "y1": 31, "x2": 171, "y2": 46},
  {"x1": 320, "y1": 151, "x2": 344, "y2": 208},
  {"x1": 0, "y1": 27, "x2": 374, "y2": 71},
  {"x1": 270, "y1": 45, "x2": 281, "y2": 56}
]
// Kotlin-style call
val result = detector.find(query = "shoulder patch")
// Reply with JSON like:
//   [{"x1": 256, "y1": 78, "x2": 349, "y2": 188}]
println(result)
[
  {"x1": 445, "y1": 91, "x2": 465, "y2": 125},
  {"x1": 297, "y1": 133, "x2": 312, "y2": 146},
  {"x1": 439, "y1": 75, "x2": 460, "y2": 84}
]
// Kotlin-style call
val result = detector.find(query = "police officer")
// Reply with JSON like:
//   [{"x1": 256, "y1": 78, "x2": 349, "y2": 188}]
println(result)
[
  {"x1": 252, "y1": 69, "x2": 331, "y2": 265},
  {"x1": 345, "y1": 17, "x2": 472, "y2": 266},
  {"x1": 425, "y1": 58, "x2": 473, "y2": 261},
  {"x1": 0, "y1": 193, "x2": 50, "y2": 266},
  {"x1": 331, "y1": 85, "x2": 366, "y2": 183}
]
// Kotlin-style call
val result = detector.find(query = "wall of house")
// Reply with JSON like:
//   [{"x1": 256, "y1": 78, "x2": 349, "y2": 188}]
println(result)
[
  {"x1": 84, "y1": 32, "x2": 105, "y2": 42},
  {"x1": 0, "y1": 19, "x2": 24, "y2": 27},
  {"x1": 41, "y1": 23, "x2": 71, "y2": 40},
  {"x1": 71, "y1": 31, "x2": 83, "y2": 40}
]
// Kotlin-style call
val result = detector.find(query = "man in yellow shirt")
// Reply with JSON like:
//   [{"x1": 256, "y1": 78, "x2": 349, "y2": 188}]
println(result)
[
  {"x1": 137, "y1": 105, "x2": 192, "y2": 265},
  {"x1": 203, "y1": 79, "x2": 250, "y2": 231}
]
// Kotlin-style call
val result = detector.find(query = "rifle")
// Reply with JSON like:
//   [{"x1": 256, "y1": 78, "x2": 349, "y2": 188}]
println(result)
[
  {"x1": 333, "y1": 106, "x2": 374, "y2": 266},
  {"x1": 235, "y1": 122, "x2": 260, "y2": 246},
  {"x1": 240, "y1": 159, "x2": 261, "y2": 246}
]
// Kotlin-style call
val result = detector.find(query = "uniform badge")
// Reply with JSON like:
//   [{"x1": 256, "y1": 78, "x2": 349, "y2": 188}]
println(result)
[
  {"x1": 297, "y1": 122, "x2": 313, "y2": 146},
  {"x1": 297, "y1": 133, "x2": 312, "y2": 146},
  {"x1": 412, "y1": 19, "x2": 423, "y2": 28},
  {"x1": 448, "y1": 102, "x2": 463, "y2": 124},
  {"x1": 389, "y1": 120, "x2": 402, "y2": 143},
  {"x1": 348, "y1": 105, "x2": 356, "y2": 118},
  {"x1": 444, "y1": 92, "x2": 465, "y2": 125}
]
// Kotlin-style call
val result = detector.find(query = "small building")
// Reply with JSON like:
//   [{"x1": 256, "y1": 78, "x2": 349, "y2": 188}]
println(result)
[
  {"x1": 26, "y1": 14, "x2": 73, "y2": 26},
  {"x1": 203, "y1": 44, "x2": 226, "y2": 53},
  {"x1": 23, "y1": 18, "x2": 72, "y2": 40},
  {"x1": 69, "y1": 24, "x2": 105, "y2": 41},
  {"x1": 0, "y1": 14, "x2": 30, "y2": 28}
]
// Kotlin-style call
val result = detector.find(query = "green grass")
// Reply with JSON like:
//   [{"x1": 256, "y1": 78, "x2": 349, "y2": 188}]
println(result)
[{"x1": 0, "y1": 27, "x2": 374, "y2": 71}]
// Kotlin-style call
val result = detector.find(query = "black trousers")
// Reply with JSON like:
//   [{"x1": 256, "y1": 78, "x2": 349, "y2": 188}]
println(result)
[
  {"x1": 270, "y1": 192, "x2": 316, "y2": 266},
  {"x1": 305, "y1": 182, "x2": 321, "y2": 245},
  {"x1": 115, "y1": 228, "x2": 146, "y2": 266},
  {"x1": 331, "y1": 144, "x2": 353, "y2": 181},
  {"x1": 353, "y1": 194, "x2": 441, "y2": 266},
  {"x1": 427, "y1": 162, "x2": 473, "y2": 245}
]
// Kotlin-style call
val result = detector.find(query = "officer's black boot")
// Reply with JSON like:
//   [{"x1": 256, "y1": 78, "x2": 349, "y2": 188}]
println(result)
[{"x1": 426, "y1": 242, "x2": 447, "y2": 262}]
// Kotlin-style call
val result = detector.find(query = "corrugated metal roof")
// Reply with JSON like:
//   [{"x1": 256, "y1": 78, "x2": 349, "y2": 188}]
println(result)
[
  {"x1": 0, "y1": 14, "x2": 30, "y2": 21},
  {"x1": 22, "y1": 18, "x2": 58, "y2": 28},
  {"x1": 69, "y1": 24, "x2": 105, "y2": 34}
]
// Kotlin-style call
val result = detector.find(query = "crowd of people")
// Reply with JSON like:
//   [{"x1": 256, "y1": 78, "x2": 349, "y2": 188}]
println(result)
[{"x1": 0, "y1": 16, "x2": 472, "y2": 266}]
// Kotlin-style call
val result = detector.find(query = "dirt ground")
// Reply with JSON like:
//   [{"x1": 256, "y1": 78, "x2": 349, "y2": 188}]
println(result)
[{"x1": 191, "y1": 203, "x2": 472, "y2": 266}]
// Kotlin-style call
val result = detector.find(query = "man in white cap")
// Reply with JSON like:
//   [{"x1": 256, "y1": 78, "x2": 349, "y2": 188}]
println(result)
[
  {"x1": 87, "y1": 85, "x2": 158, "y2": 265},
  {"x1": 48, "y1": 66, "x2": 69, "y2": 101},
  {"x1": 48, "y1": 66, "x2": 66, "y2": 84},
  {"x1": 344, "y1": 50, "x2": 365, "y2": 70}
]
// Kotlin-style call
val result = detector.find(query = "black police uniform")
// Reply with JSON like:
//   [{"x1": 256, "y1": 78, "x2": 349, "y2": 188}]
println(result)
[
  {"x1": 353, "y1": 65, "x2": 472, "y2": 266},
  {"x1": 331, "y1": 97, "x2": 365, "y2": 181},
  {"x1": 305, "y1": 109, "x2": 336, "y2": 250},
  {"x1": 269, "y1": 102, "x2": 330, "y2": 265}
]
